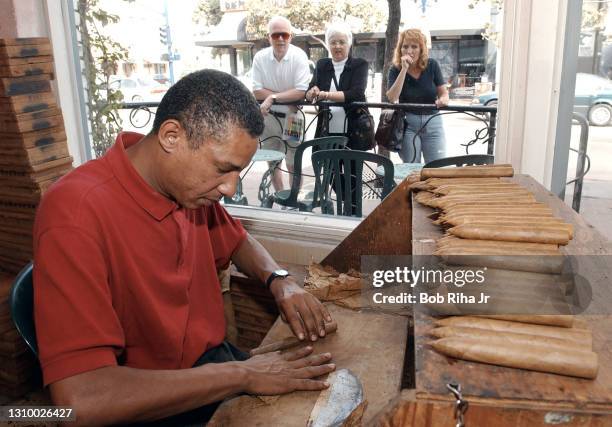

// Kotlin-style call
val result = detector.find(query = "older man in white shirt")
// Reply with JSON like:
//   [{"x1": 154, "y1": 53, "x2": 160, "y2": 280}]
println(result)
[{"x1": 252, "y1": 16, "x2": 311, "y2": 192}]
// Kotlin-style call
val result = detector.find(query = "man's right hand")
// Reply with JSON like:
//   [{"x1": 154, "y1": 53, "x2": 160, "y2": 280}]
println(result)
[
  {"x1": 239, "y1": 346, "x2": 335, "y2": 395},
  {"x1": 306, "y1": 86, "x2": 320, "y2": 102}
]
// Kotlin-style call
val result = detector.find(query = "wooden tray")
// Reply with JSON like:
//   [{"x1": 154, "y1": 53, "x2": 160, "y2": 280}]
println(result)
[
  {"x1": 0, "y1": 61, "x2": 54, "y2": 78},
  {"x1": 0, "y1": 43, "x2": 52, "y2": 59},
  {"x1": 0, "y1": 74, "x2": 52, "y2": 97},
  {"x1": 0, "y1": 91, "x2": 56, "y2": 115},
  {"x1": 397, "y1": 175, "x2": 612, "y2": 425}
]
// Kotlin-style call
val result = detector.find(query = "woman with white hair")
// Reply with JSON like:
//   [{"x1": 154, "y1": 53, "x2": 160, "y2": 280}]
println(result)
[{"x1": 305, "y1": 22, "x2": 370, "y2": 150}]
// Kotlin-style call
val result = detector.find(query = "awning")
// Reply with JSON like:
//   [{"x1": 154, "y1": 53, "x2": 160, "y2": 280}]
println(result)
[{"x1": 196, "y1": 11, "x2": 252, "y2": 48}]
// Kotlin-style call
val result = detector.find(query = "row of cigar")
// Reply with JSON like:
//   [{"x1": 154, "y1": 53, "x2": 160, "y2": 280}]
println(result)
[
  {"x1": 409, "y1": 164, "x2": 597, "y2": 379},
  {"x1": 430, "y1": 315, "x2": 597, "y2": 379}
]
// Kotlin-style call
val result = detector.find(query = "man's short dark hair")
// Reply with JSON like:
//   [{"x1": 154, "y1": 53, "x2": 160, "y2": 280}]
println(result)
[{"x1": 151, "y1": 69, "x2": 264, "y2": 149}]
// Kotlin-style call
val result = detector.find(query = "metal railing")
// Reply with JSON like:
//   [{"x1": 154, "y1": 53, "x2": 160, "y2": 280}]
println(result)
[{"x1": 120, "y1": 100, "x2": 498, "y2": 155}]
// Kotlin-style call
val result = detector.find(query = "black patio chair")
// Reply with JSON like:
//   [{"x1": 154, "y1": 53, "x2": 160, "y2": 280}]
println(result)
[
  {"x1": 263, "y1": 136, "x2": 348, "y2": 211},
  {"x1": 311, "y1": 149, "x2": 395, "y2": 217},
  {"x1": 9, "y1": 262, "x2": 37, "y2": 356}
]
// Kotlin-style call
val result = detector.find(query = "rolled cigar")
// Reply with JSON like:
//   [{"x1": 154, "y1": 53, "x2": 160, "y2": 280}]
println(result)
[
  {"x1": 434, "y1": 182, "x2": 522, "y2": 189},
  {"x1": 442, "y1": 218, "x2": 573, "y2": 238},
  {"x1": 410, "y1": 181, "x2": 432, "y2": 191},
  {"x1": 434, "y1": 316, "x2": 591, "y2": 346},
  {"x1": 440, "y1": 254, "x2": 565, "y2": 274},
  {"x1": 434, "y1": 190, "x2": 533, "y2": 201},
  {"x1": 475, "y1": 314, "x2": 574, "y2": 328},
  {"x1": 415, "y1": 191, "x2": 436, "y2": 204},
  {"x1": 421, "y1": 165, "x2": 514, "y2": 180},
  {"x1": 443, "y1": 205, "x2": 552, "y2": 214},
  {"x1": 435, "y1": 244, "x2": 560, "y2": 254},
  {"x1": 443, "y1": 208, "x2": 555, "y2": 216},
  {"x1": 426, "y1": 177, "x2": 503, "y2": 186},
  {"x1": 441, "y1": 200, "x2": 543, "y2": 210},
  {"x1": 436, "y1": 238, "x2": 559, "y2": 252},
  {"x1": 433, "y1": 198, "x2": 536, "y2": 210},
  {"x1": 430, "y1": 336, "x2": 598, "y2": 379},
  {"x1": 431, "y1": 326, "x2": 578, "y2": 348},
  {"x1": 443, "y1": 212, "x2": 556, "y2": 221},
  {"x1": 449, "y1": 224, "x2": 570, "y2": 245},
  {"x1": 435, "y1": 195, "x2": 537, "y2": 209},
  {"x1": 249, "y1": 321, "x2": 338, "y2": 356},
  {"x1": 434, "y1": 186, "x2": 527, "y2": 195}
]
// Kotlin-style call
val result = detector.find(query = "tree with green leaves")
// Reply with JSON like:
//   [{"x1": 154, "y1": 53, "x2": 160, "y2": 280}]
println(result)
[
  {"x1": 244, "y1": 0, "x2": 386, "y2": 39},
  {"x1": 77, "y1": 0, "x2": 129, "y2": 158},
  {"x1": 193, "y1": 0, "x2": 223, "y2": 28}
]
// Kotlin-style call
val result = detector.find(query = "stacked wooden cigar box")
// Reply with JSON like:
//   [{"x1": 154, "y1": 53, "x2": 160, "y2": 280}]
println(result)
[{"x1": 0, "y1": 37, "x2": 72, "y2": 398}]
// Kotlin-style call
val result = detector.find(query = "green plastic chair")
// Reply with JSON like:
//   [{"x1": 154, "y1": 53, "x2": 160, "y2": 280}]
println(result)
[
  {"x1": 423, "y1": 154, "x2": 494, "y2": 168},
  {"x1": 263, "y1": 136, "x2": 348, "y2": 211},
  {"x1": 9, "y1": 262, "x2": 37, "y2": 356},
  {"x1": 311, "y1": 149, "x2": 395, "y2": 217}
]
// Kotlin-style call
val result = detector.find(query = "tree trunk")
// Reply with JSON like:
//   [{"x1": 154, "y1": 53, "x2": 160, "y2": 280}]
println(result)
[{"x1": 381, "y1": 0, "x2": 401, "y2": 102}]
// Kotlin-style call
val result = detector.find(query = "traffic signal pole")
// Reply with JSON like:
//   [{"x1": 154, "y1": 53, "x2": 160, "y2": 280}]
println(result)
[{"x1": 162, "y1": 0, "x2": 174, "y2": 84}]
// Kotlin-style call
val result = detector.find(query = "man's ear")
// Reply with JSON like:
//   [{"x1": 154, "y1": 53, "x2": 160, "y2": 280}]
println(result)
[{"x1": 157, "y1": 120, "x2": 183, "y2": 153}]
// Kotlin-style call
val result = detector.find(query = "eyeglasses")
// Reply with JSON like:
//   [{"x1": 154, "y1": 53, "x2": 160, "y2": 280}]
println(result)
[
  {"x1": 329, "y1": 40, "x2": 347, "y2": 47},
  {"x1": 270, "y1": 32, "x2": 291, "y2": 41}
]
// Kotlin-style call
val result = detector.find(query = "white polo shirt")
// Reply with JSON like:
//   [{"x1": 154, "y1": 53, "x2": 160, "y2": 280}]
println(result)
[{"x1": 251, "y1": 44, "x2": 311, "y2": 114}]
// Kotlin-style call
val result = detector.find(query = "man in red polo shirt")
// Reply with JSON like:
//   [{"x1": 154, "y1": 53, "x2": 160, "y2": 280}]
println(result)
[{"x1": 33, "y1": 69, "x2": 335, "y2": 426}]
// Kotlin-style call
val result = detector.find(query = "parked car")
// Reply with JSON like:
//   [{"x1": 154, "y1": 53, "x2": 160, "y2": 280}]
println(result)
[
  {"x1": 471, "y1": 73, "x2": 612, "y2": 126},
  {"x1": 108, "y1": 75, "x2": 169, "y2": 102}
]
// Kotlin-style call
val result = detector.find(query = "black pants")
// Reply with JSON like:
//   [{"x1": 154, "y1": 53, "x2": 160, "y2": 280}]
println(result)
[{"x1": 132, "y1": 341, "x2": 249, "y2": 427}]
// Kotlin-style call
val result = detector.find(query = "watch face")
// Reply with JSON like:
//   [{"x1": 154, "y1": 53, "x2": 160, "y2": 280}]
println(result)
[{"x1": 275, "y1": 269, "x2": 289, "y2": 276}]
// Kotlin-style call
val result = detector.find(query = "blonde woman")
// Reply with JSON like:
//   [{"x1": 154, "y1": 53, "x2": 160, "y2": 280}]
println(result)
[{"x1": 386, "y1": 29, "x2": 449, "y2": 163}]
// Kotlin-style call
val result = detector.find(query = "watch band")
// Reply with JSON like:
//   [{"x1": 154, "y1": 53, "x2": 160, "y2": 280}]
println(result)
[{"x1": 266, "y1": 270, "x2": 290, "y2": 288}]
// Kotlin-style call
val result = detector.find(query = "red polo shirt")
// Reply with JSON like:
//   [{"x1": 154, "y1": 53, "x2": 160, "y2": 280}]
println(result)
[{"x1": 33, "y1": 132, "x2": 247, "y2": 386}]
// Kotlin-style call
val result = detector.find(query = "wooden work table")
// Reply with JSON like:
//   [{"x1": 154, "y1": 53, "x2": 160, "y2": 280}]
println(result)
[
  {"x1": 214, "y1": 175, "x2": 612, "y2": 426},
  {"x1": 405, "y1": 175, "x2": 612, "y2": 425}
]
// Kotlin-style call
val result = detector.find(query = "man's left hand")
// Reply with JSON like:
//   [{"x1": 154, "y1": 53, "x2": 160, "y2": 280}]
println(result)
[{"x1": 269, "y1": 278, "x2": 332, "y2": 342}]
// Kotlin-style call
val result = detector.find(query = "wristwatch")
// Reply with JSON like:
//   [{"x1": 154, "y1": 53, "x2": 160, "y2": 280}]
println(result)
[
  {"x1": 266, "y1": 269, "x2": 290, "y2": 288},
  {"x1": 271, "y1": 94, "x2": 278, "y2": 104}
]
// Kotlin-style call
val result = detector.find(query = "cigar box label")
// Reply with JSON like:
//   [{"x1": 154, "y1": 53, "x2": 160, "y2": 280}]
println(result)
[
  {"x1": 0, "y1": 38, "x2": 49, "y2": 46},
  {"x1": 34, "y1": 136, "x2": 56, "y2": 147},
  {"x1": 0, "y1": 55, "x2": 53, "y2": 67},
  {"x1": 0, "y1": 62, "x2": 54, "y2": 78},
  {"x1": 0, "y1": 43, "x2": 53, "y2": 58},
  {"x1": 23, "y1": 103, "x2": 50, "y2": 113},
  {"x1": 2, "y1": 79, "x2": 51, "y2": 96}
]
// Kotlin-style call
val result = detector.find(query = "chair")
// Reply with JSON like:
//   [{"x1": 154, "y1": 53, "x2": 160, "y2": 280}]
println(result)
[
  {"x1": 423, "y1": 154, "x2": 494, "y2": 169},
  {"x1": 311, "y1": 150, "x2": 395, "y2": 217},
  {"x1": 9, "y1": 262, "x2": 37, "y2": 356},
  {"x1": 263, "y1": 136, "x2": 348, "y2": 211}
]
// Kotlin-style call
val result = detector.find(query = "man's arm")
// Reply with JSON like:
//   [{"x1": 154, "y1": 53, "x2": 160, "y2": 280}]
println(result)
[
  {"x1": 50, "y1": 346, "x2": 334, "y2": 426},
  {"x1": 231, "y1": 233, "x2": 333, "y2": 342},
  {"x1": 255, "y1": 88, "x2": 307, "y2": 115}
]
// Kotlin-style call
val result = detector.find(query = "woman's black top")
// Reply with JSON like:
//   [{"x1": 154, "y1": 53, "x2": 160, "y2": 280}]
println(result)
[
  {"x1": 309, "y1": 56, "x2": 369, "y2": 138},
  {"x1": 388, "y1": 58, "x2": 444, "y2": 114}
]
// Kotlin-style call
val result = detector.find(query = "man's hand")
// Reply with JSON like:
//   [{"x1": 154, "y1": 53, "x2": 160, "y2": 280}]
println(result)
[
  {"x1": 260, "y1": 94, "x2": 275, "y2": 115},
  {"x1": 240, "y1": 346, "x2": 334, "y2": 395},
  {"x1": 306, "y1": 86, "x2": 320, "y2": 102},
  {"x1": 269, "y1": 278, "x2": 332, "y2": 342}
]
